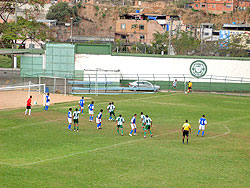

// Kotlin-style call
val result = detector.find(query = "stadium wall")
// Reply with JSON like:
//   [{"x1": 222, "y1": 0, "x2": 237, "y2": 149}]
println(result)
[{"x1": 75, "y1": 54, "x2": 250, "y2": 79}]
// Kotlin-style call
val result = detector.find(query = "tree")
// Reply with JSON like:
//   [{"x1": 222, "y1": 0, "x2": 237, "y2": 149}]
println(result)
[
  {"x1": 46, "y1": 2, "x2": 73, "y2": 22},
  {"x1": 1, "y1": 17, "x2": 53, "y2": 49},
  {"x1": 171, "y1": 31, "x2": 200, "y2": 55},
  {"x1": 0, "y1": 0, "x2": 45, "y2": 23},
  {"x1": 152, "y1": 31, "x2": 169, "y2": 54}
]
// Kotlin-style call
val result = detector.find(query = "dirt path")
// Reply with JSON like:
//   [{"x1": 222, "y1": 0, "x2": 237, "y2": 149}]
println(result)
[{"x1": 0, "y1": 91, "x2": 86, "y2": 110}]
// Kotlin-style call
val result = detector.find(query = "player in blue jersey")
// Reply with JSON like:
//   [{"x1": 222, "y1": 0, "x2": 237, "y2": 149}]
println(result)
[
  {"x1": 96, "y1": 109, "x2": 103, "y2": 129},
  {"x1": 197, "y1": 115, "x2": 207, "y2": 137},
  {"x1": 67, "y1": 108, "x2": 72, "y2": 130},
  {"x1": 79, "y1": 97, "x2": 85, "y2": 115},
  {"x1": 44, "y1": 93, "x2": 50, "y2": 111},
  {"x1": 88, "y1": 101, "x2": 94, "y2": 122},
  {"x1": 129, "y1": 114, "x2": 137, "y2": 136}
]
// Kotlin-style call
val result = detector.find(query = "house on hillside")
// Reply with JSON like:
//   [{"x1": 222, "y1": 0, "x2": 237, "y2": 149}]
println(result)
[
  {"x1": 191, "y1": 0, "x2": 250, "y2": 13},
  {"x1": 115, "y1": 13, "x2": 185, "y2": 44}
]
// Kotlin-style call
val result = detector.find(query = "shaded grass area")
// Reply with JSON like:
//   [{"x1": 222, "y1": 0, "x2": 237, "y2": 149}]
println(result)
[{"x1": 0, "y1": 93, "x2": 249, "y2": 187}]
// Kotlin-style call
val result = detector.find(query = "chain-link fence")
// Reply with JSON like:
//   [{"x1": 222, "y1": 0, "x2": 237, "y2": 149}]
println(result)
[{"x1": 1, "y1": 70, "x2": 250, "y2": 96}]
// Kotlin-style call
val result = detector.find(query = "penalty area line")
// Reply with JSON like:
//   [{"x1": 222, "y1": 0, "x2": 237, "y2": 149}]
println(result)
[{"x1": 0, "y1": 130, "x2": 179, "y2": 167}]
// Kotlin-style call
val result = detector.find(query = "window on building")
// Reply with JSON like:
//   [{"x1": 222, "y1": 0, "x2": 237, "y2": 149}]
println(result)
[
  {"x1": 140, "y1": 35, "x2": 145, "y2": 39},
  {"x1": 195, "y1": 4, "x2": 198, "y2": 7},
  {"x1": 202, "y1": 4, "x2": 206, "y2": 7},
  {"x1": 205, "y1": 32, "x2": 209, "y2": 36},
  {"x1": 29, "y1": 44, "x2": 35, "y2": 49},
  {"x1": 121, "y1": 24, "x2": 126, "y2": 30},
  {"x1": 212, "y1": 5, "x2": 215, "y2": 8},
  {"x1": 139, "y1": 25, "x2": 144, "y2": 30},
  {"x1": 121, "y1": 35, "x2": 126, "y2": 39},
  {"x1": 226, "y1": 4, "x2": 231, "y2": 8}
]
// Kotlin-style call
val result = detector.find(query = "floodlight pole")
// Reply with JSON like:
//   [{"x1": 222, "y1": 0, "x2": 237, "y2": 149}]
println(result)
[
  {"x1": 15, "y1": 0, "x2": 18, "y2": 24},
  {"x1": 168, "y1": 18, "x2": 173, "y2": 55},
  {"x1": 70, "y1": 17, "x2": 73, "y2": 43}
]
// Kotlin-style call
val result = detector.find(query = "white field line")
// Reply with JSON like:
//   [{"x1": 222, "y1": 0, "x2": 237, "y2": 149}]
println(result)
[
  {"x1": 145, "y1": 101, "x2": 250, "y2": 112},
  {"x1": 0, "y1": 130, "x2": 179, "y2": 167},
  {"x1": 0, "y1": 118, "x2": 62, "y2": 131}
]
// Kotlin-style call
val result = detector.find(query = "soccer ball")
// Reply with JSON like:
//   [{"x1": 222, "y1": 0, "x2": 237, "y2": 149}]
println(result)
[
  {"x1": 185, "y1": 92, "x2": 187, "y2": 94},
  {"x1": 34, "y1": 101, "x2": 38, "y2": 105}
]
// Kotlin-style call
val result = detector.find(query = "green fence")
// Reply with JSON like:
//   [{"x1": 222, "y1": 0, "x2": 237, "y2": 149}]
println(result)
[
  {"x1": 46, "y1": 43, "x2": 75, "y2": 78},
  {"x1": 20, "y1": 55, "x2": 44, "y2": 77},
  {"x1": 75, "y1": 43, "x2": 111, "y2": 55}
]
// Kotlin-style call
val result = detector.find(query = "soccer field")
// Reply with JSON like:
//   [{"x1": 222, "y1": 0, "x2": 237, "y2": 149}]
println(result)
[{"x1": 0, "y1": 93, "x2": 249, "y2": 188}]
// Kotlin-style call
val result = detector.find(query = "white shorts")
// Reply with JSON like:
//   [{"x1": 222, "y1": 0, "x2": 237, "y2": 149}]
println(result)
[
  {"x1": 80, "y1": 106, "x2": 84, "y2": 110},
  {"x1": 68, "y1": 118, "x2": 72, "y2": 124},
  {"x1": 89, "y1": 110, "x2": 94, "y2": 115},
  {"x1": 199, "y1": 125, "x2": 205, "y2": 130},
  {"x1": 131, "y1": 123, "x2": 136, "y2": 129},
  {"x1": 96, "y1": 118, "x2": 101, "y2": 123},
  {"x1": 46, "y1": 102, "x2": 50, "y2": 106}
]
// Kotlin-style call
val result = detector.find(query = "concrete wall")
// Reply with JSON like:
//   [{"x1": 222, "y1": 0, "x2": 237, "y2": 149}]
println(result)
[{"x1": 75, "y1": 54, "x2": 250, "y2": 80}]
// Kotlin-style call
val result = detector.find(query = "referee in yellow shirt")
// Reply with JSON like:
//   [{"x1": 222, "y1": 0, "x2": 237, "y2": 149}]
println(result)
[
  {"x1": 187, "y1": 81, "x2": 192, "y2": 93},
  {"x1": 182, "y1": 120, "x2": 191, "y2": 144}
]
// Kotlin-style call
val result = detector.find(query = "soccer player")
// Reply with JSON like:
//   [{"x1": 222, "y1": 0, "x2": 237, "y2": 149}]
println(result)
[
  {"x1": 144, "y1": 115, "x2": 153, "y2": 138},
  {"x1": 88, "y1": 101, "x2": 94, "y2": 122},
  {"x1": 44, "y1": 93, "x2": 50, "y2": 111},
  {"x1": 116, "y1": 114, "x2": 125, "y2": 136},
  {"x1": 25, "y1": 96, "x2": 32, "y2": 116},
  {"x1": 73, "y1": 108, "x2": 80, "y2": 132},
  {"x1": 107, "y1": 102, "x2": 112, "y2": 120},
  {"x1": 197, "y1": 115, "x2": 207, "y2": 137},
  {"x1": 96, "y1": 109, "x2": 103, "y2": 129},
  {"x1": 129, "y1": 114, "x2": 137, "y2": 136},
  {"x1": 187, "y1": 81, "x2": 192, "y2": 93},
  {"x1": 172, "y1": 79, "x2": 177, "y2": 92},
  {"x1": 68, "y1": 108, "x2": 73, "y2": 131},
  {"x1": 140, "y1": 112, "x2": 146, "y2": 129},
  {"x1": 111, "y1": 102, "x2": 116, "y2": 120},
  {"x1": 182, "y1": 120, "x2": 191, "y2": 144},
  {"x1": 79, "y1": 97, "x2": 85, "y2": 115}
]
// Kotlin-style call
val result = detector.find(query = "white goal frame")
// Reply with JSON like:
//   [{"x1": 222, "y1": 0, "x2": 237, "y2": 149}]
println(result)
[{"x1": 0, "y1": 81, "x2": 46, "y2": 106}]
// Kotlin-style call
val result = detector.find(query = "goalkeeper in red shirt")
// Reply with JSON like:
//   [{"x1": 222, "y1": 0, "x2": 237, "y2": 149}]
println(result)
[{"x1": 25, "y1": 96, "x2": 32, "y2": 116}]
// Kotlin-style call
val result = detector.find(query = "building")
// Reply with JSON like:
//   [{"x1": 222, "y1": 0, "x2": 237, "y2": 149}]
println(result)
[
  {"x1": 192, "y1": 0, "x2": 236, "y2": 13},
  {"x1": 219, "y1": 23, "x2": 250, "y2": 49},
  {"x1": 192, "y1": 0, "x2": 250, "y2": 13},
  {"x1": 115, "y1": 13, "x2": 185, "y2": 44}
]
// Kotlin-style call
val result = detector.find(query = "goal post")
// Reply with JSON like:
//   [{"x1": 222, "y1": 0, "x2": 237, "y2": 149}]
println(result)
[
  {"x1": 83, "y1": 68, "x2": 121, "y2": 95},
  {"x1": 0, "y1": 82, "x2": 46, "y2": 106},
  {"x1": 39, "y1": 76, "x2": 67, "y2": 96}
]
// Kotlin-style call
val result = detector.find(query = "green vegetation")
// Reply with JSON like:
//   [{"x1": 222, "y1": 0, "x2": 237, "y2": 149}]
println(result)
[
  {"x1": 46, "y1": 2, "x2": 73, "y2": 22},
  {"x1": 0, "y1": 55, "x2": 12, "y2": 68},
  {"x1": 0, "y1": 93, "x2": 249, "y2": 187}
]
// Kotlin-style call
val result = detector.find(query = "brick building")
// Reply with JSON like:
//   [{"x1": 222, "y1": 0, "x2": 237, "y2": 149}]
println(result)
[{"x1": 192, "y1": 0, "x2": 250, "y2": 13}]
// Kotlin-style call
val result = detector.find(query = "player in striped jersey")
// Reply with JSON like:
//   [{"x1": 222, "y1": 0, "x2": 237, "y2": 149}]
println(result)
[
  {"x1": 96, "y1": 109, "x2": 103, "y2": 129},
  {"x1": 197, "y1": 115, "x2": 207, "y2": 137},
  {"x1": 44, "y1": 93, "x2": 50, "y2": 111},
  {"x1": 67, "y1": 108, "x2": 72, "y2": 130},
  {"x1": 129, "y1": 114, "x2": 137, "y2": 136},
  {"x1": 88, "y1": 101, "x2": 94, "y2": 122},
  {"x1": 144, "y1": 115, "x2": 153, "y2": 138},
  {"x1": 79, "y1": 97, "x2": 85, "y2": 115},
  {"x1": 73, "y1": 108, "x2": 80, "y2": 132},
  {"x1": 116, "y1": 114, "x2": 125, "y2": 136},
  {"x1": 141, "y1": 112, "x2": 146, "y2": 129}
]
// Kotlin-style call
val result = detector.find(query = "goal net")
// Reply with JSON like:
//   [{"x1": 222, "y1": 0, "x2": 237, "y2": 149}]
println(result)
[{"x1": 0, "y1": 82, "x2": 46, "y2": 109}]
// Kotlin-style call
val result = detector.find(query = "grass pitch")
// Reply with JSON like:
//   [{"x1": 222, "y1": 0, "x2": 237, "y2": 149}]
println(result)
[{"x1": 0, "y1": 93, "x2": 249, "y2": 188}]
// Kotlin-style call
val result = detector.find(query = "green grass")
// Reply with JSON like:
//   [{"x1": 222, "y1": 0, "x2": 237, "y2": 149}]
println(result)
[{"x1": 0, "y1": 93, "x2": 249, "y2": 187}]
